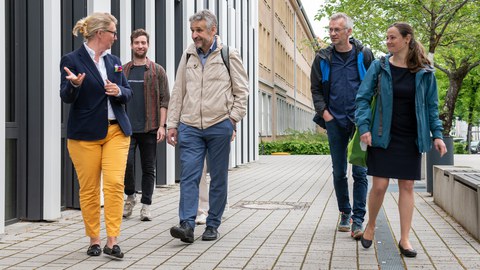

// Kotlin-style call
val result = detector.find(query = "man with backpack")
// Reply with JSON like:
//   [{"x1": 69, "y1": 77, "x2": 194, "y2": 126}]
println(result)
[
  {"x1": 310, "y1": 13, "x2": 374, "y2": 239},
  {"x1": 166, "y1": 9, "x2": 249, "y2": 243}
]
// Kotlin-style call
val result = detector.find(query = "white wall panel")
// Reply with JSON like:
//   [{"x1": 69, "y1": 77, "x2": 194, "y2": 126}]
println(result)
[
  {"x1": 146, "y1": 0, "x2": 156, "y2": 61},
  {"x1": 165, "y1": 0, "x2": 176, "y2": 184},
  {"x1": 251, "y1": 0, "x2": 259, "y2": 160},
  {"x1": 0, "y1": 0, "x2": 6, "y2": 234},
  {"x1": 120, "y1": 1, "x2": 132, "y2": 63},
  {"x1": 195, "y1": 0, "x2": 204, "y2": 11},
  {"x1": 208, "y1": 0, "x2": 216, "y2": 13},
  {"x1": 87, "y1": 0, "x2": 110, "y2": 13},
  {"x1": 43, "y1": 0, "x2": 62, "y2": 220},
  {"x1": 184, "y1": 2, "x2": 195, "y2": 51},
  {"x1": 241, "y1": 1, "x2": 249, "y2": 162},
  {"x1": 218, "y1": 1, "x2": 228, "y2": 44}
]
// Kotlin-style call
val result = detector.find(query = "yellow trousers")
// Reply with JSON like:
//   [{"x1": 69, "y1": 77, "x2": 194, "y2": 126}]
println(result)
[{"x1": 67, "y1": 124, "x2": 130, "y2": 237}]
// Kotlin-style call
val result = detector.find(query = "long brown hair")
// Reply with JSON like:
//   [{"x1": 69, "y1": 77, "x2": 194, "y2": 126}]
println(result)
[{"x1": 389, "y1": 22, "x2": 430, "y2": 72}]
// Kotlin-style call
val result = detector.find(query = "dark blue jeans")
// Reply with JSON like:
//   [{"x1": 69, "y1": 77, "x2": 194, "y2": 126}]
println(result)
[
  {"x1": 124, "y1": 133, "x2": 157, "y2": 205},
  {"x1": 325, "y1": 119, "x2": 368, "y2": 225},
  {"x1": 178, "y1": 119, "x2": 233, "y2": 229}
]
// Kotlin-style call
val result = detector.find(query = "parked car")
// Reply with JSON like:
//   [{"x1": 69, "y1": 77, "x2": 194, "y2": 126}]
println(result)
[{"x1": 470, "y1": 141, "x2": 479, "y2": 154}]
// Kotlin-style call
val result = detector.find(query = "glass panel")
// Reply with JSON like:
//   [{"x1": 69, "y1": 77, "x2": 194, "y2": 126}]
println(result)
[
  {"x1": 5, "y1": 139, "x2": 17, "y2": 222},
  {"x1": 6, "y1": 0, "x2": 15, "y2": 122}
]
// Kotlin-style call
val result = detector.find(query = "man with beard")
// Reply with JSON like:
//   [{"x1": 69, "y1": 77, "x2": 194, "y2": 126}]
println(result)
[
  {"x1": 167, "y1": 9, "x2": 248, "y2": 243},
  {"x1": 122, "y1": 29, "x2": 170, "y2": 221}
]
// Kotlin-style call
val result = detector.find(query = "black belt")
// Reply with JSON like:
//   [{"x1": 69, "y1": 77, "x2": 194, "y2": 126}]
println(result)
[{"x1": 108, "y1": 119, "x2": 118, "y2": 125}]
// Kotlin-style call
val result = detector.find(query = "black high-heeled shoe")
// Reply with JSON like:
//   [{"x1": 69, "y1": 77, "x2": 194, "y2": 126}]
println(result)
[
  {"x1": 360, "y1": 224, "x2": 373, "y2": 248},
  {"x1": 361, "y1": 235, "x2": 373, "y2": 248},
  {"x1": 398, "y1": 242, "x2": 417, "y2": 257}
]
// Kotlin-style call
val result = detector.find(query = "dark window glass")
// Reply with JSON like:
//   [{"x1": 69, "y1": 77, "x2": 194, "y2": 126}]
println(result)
[
  {"x1": 5, "y1": 139, "x2": 17, "y2": 223},
  {"x1": 6, "y1": 0, "x2": 15, "y2": 122}
]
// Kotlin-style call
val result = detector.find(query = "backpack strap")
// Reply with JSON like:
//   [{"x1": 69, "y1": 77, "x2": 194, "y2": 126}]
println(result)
[
  {"x1": 362, "y1": 47, "x2": 372, "y2": 70},
  {"x1": 375, "y1": 56, "x2": 385, "y2": 96},
  {"x1": 186, "y1": 46, "x2": 230, "y2": 76},
  {"x1": 221, "y1": 45, "x2": 230, "y2": 75}
]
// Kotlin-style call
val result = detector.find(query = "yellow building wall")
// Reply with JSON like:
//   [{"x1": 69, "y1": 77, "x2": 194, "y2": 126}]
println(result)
[{"x1": 258, "y1": 0, "x2": 317, "y2": 139}]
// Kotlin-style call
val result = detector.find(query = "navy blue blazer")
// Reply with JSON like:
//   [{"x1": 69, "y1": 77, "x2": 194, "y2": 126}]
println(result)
[{"x1": 60, "y1": 45, "x2": 132, "y2": 140}]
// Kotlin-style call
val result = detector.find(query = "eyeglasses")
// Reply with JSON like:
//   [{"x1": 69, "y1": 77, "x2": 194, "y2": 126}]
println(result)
[
  {"x1": 327, "y1": 27, "x2": 347, "y2": 34},
  {"x1": 104, "y1": 30, "x2": 117, "y2": 37}
]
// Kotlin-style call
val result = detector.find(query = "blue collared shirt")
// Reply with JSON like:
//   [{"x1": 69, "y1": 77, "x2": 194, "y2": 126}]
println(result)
[
  {"x1": 197, "y1": 37, "x2": 217, "y2": 67},
  {"x1": 329, "y1": 49, "x2": 360, "y2": 128}
]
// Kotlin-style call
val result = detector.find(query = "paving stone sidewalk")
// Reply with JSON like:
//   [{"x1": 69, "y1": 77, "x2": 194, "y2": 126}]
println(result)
[{"x1": 0, "y1": 155, "x2": 479, "y2": 269}]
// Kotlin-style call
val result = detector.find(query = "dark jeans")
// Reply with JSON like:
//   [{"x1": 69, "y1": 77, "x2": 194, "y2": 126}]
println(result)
[
  {"x1": 177, "y1": 119, "x2": 233, "y2": 229},
  {"x1": 325, "y1": 119, "x2": 368, "y2": 225},
  {"x1": 124, "y1": 133, "x2": 157, "y2": 205}
]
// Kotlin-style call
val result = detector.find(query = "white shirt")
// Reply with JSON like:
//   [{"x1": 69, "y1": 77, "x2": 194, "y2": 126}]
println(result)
[{"x1": 83, "y1": 43, "x2": 117, "y2": 120}]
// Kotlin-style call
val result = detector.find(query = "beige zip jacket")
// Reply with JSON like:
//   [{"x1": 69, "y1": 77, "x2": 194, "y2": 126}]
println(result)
[{"x1": 167, "y1": 36, "x2": 249, "y2": 130}]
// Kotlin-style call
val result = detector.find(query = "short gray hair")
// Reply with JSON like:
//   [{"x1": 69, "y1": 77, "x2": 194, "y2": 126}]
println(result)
[
  {"x1": 330, "y1": 13, "x2": 354, "y2": 30},
  {"x1": 189, "y1": 9, "x2": 217, "y2": 30}
]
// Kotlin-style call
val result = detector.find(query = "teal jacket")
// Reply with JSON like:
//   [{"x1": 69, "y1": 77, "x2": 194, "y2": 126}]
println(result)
[{"x1": 355, "y1": 55, "x2": 443, "y2": 153}]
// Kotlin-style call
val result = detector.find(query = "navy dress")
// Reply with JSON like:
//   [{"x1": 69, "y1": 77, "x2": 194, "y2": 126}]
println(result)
[{"x1": 367, "y1": 64, "x2": 422, "y2": 180}]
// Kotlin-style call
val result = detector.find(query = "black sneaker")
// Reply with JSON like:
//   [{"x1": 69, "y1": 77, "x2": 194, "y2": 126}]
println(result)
[
  {"x1": 202, "y1": 226, "x2": 219, "y2": 241},
  {"x1": 170, "y1": 222, "x2": 194, "y2": 243}
]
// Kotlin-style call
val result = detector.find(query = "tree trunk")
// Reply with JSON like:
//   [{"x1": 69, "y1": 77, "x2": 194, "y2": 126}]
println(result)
[
  {"x1": 466, "y1": 88, "x2": 476, "y2": 153},
  {"x1": 440, "y1": 78, "x2": 463, "y2": 136},
  {"x1": 467, "y1": 122, "x2": 472, "y2": 154}
]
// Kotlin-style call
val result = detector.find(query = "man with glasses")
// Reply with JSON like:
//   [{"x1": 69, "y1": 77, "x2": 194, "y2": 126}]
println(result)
[{"x1": 310, "y1": 13, "x2": 374, "y2": 240}]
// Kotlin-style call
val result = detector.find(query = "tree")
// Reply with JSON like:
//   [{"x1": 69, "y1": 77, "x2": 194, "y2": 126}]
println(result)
[
  {"x1": 315, "y1": 0, "x2": 480, "y2": 135},
  {"x1": 452, "y1": 69, "x2": 480, "y2": 152},
  {"x1": 433, "y1": 3, "x2": 480, "y2": 135}
]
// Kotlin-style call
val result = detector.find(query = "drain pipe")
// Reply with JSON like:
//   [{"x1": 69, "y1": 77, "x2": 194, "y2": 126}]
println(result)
[{"x1": 294, "y1": 10, "x2": 297, "y2": 131}]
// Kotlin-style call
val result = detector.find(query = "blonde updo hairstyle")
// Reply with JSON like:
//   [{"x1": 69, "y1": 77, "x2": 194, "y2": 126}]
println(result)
[{"x1": 72, "y1": 12, "x2": 117, "y2": 41}]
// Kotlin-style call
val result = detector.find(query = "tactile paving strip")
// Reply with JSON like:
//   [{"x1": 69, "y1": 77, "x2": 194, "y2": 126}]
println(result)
[{"x1": 375, "y1": 207, "x2": 405, "y2": 270}]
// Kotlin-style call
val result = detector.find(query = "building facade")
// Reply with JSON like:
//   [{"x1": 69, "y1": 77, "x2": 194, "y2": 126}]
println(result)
[
  {"x1": 258, "y1": 0, "x2": 317, "y2": 140},
  {"x1": 0, "y1": 0, "x2": 259, "y2": 234}
]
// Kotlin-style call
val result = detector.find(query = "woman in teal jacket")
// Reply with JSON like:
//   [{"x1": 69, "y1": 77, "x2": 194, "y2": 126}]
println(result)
[{"x1": 355, "y1": 22, "x2": 447, "y2": 257}]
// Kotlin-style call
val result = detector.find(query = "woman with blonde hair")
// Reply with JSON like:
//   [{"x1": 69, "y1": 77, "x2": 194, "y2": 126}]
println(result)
[
  {"x1": 60, "y1": 12, "x2": 132, "y2": 259},
  {"x1": 355, "y1": 22, "x2": 447, "y2": 257}
]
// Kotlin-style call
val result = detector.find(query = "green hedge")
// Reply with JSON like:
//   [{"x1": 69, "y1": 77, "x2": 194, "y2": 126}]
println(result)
[
  {"x1": 260, "y1": 140, "x2": 330, "y2": 155},
  {"x1": 454, "y1": 142, "x2": 467, "y2": 154},
  {"x1": 260, "y1": 135, "x2": 470, "y2": 155},
  {"x1": 260, "y1": 130, "x2": 330, "y2": 155}
]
